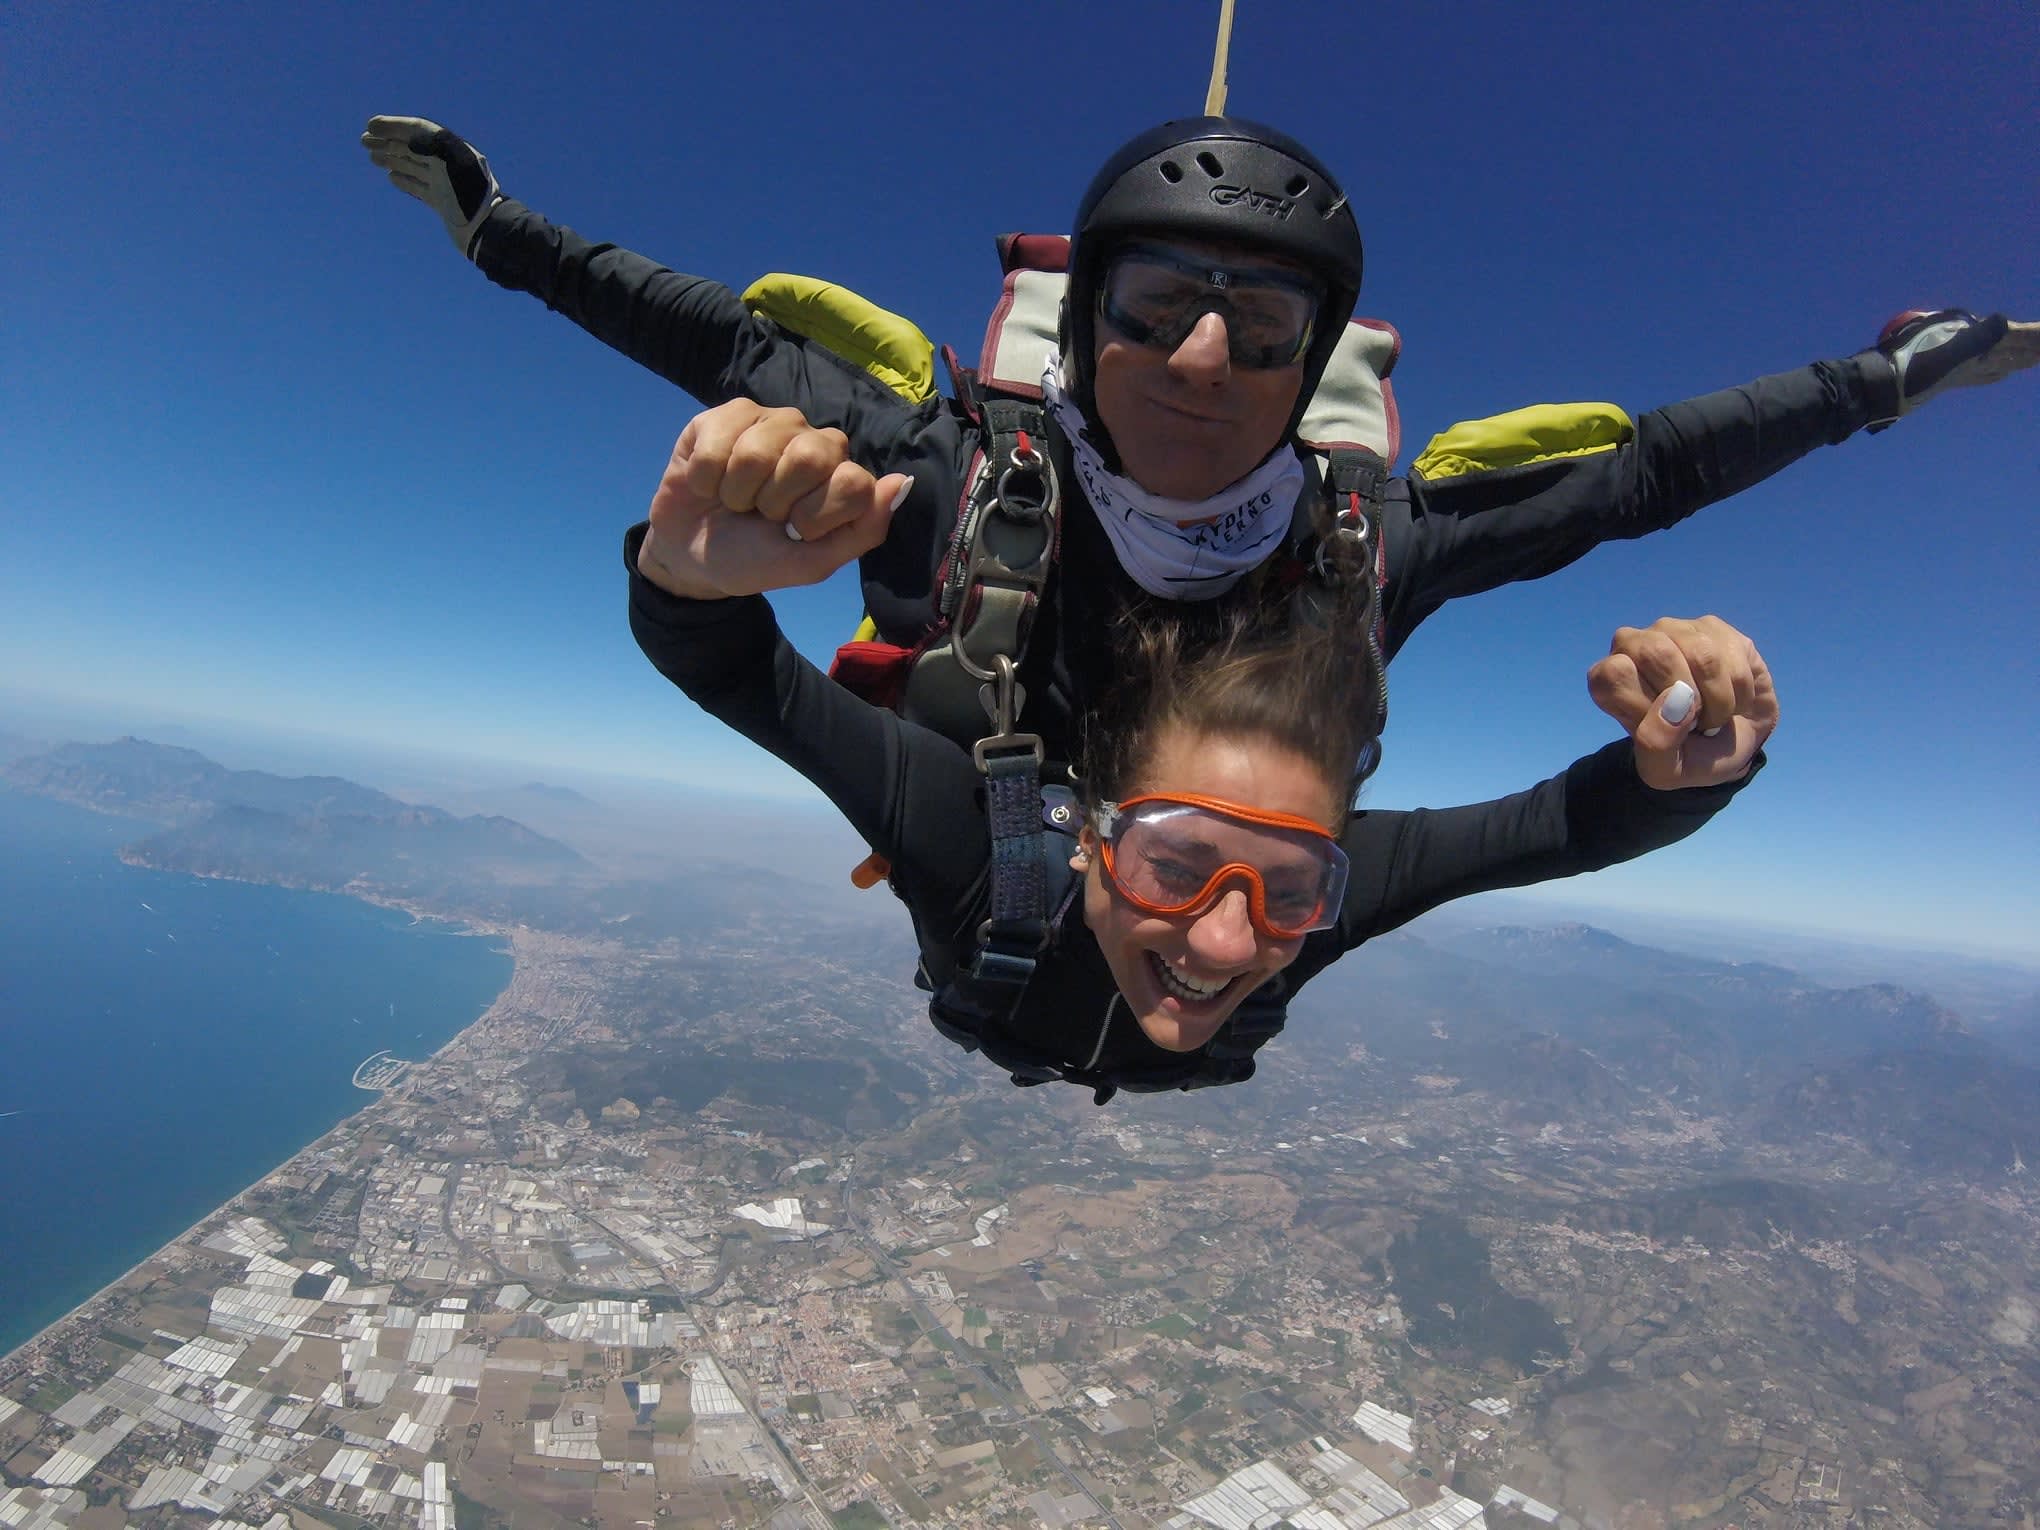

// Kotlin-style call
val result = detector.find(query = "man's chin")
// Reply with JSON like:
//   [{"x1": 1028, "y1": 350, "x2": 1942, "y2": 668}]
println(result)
[{"x1": 1122, "y1": 454, "x2": 1243, "y2": 504}]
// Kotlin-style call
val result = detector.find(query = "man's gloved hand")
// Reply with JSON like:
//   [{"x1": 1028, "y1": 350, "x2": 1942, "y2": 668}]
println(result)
[
  {"x1": 1870, "y1": 309, "x2": 2039, "y2": 431},
  {"x1": 361, "y1": 115, "x2": 503, "y2": 260}
]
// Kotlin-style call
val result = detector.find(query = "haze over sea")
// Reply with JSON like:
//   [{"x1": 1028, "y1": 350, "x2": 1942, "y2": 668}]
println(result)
[{"x1": 0, "y1": 788, "x2": 511, "y2": 1357}]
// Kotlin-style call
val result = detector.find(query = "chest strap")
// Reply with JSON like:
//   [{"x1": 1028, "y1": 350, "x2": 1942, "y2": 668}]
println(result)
[
  {"x1": 933, "y1": 783, "x2": 1081, "y2": 1049},
  {"x1": 972, "y1": 684, "x2": 1051, "y2": 995}
]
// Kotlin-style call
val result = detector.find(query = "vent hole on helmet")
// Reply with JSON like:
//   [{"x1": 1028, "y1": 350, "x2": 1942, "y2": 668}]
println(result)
[
  {"x1": 1196, "y1": 151, "x2": 1223, "y2": 178},
  {"x1": 1286, "y1": 175, "x2": 1310, "y2": 196},
  {"x1": 1156, "y1": 159, "x2": 1182, "y2": 184}
]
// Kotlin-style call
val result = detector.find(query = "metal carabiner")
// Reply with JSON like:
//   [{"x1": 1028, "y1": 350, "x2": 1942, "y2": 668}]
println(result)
[
  {"x1": 972, "y1": 655, "x2": 1043, "y2": 772},
  {"x1": 988, "y1": 655, "x2": 1019, "y2": 735}
]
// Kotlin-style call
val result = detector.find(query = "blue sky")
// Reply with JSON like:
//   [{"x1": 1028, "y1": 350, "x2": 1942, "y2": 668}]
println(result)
[{"x1": 3, "y1": 0, "x2": 2034, "y2": 956}]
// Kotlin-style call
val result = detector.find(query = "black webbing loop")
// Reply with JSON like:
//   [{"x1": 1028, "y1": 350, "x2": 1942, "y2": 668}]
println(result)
[
  {"x1": 1318, "y1": 448, "x2": 1392, "y2": 778},
  {"x1": 967, "y1": 651, "x2": 1050, "y2": 1002}
]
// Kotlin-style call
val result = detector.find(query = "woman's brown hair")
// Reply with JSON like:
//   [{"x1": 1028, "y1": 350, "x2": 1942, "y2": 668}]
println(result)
[{"x1": 1079, "y1": 523, "x2": 1385, "y2": 817}]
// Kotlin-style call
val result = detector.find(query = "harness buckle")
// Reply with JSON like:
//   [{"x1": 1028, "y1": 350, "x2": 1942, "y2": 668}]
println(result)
[
  {"x1": 972, "y1": 655, "x2": 1044, "y2": 771},
  {"x1": 971, "y1": 932, "x2": 1047, "y2": 969},
  {"x1": 973, "y1": 733, "x2": 1045, "y2": 772}
]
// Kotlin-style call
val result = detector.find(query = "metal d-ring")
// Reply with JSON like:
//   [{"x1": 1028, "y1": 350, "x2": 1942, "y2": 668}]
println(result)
[
  {"x1": 990, "y1": 437, "x2": 1055, "y2": 527},
  {"x1": 951, "y1": 623, "x2": 1001, "y2": 684},
  {"x1": 1312, "y1": 513, "x2": 1369, "y2": 582}
]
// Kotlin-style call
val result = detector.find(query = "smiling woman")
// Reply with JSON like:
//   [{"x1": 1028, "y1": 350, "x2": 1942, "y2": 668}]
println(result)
[
  {"x1": 1078, "y1": 728, "x2": 1350, "y2": 1054},
  {"x1": 626, "y1": 401, "x2": 1779, "y2": 1104},
  {"x1": 1066, "y1": 592, "x2": 1371, "y2": 1055}
]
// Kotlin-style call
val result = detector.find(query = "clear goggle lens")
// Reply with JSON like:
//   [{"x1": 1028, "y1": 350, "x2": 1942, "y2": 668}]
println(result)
[
  {"x1": 1098, "y1": 243, "x2": 1322, "y2": 369},
  {"x1": 1094, "y1": 793, "x2": 1347, "y2": 939}
]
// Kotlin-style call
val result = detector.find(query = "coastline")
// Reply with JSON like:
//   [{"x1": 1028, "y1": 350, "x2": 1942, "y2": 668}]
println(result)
[{"x1": 0, "y1": 896, "x2": 525, "y2": 1378}]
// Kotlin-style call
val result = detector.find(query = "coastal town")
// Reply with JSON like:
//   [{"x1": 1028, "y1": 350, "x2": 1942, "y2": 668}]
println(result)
[
  {"x1": 6, "y1": 918, "x2": 2030, "y2": 1530},
  {"x1": 0, "y1": 935, "x2": 1561, "y2": 1530}
]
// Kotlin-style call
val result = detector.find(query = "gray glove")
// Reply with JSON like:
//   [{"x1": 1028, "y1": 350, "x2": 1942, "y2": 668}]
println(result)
[
  {"x1": 1869, "y1": 309, "x2": 2038, "y2": 431},
  {"x1": 362, "y1": 115, "x2": 503, "y2": 260}
]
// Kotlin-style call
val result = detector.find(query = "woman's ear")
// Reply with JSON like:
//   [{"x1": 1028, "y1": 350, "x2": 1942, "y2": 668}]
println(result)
[{"x1": 1070, "y1": 825, "x2": 1098, "y2": 871}]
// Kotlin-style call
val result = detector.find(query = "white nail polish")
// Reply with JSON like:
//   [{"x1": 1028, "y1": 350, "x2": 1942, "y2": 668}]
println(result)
[
  {"x1": 783, "y1": 522, "x2": 804, "y2": 542},
  {"x1": 888, "y1": 476, "x2": 916, "y2": 513},
  {"x1": 1660, "y1": 681, "x2": 1696, "y2": 725},
  {"x1": 1701, "y1": 726, "x2": 1723, "y2": 737}
]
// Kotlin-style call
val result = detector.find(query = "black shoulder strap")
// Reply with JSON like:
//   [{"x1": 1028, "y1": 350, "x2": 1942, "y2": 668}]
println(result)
[
  {"x1": 928, "y1": 787, "x2": 1081, "y2": 1063},
  {"x1": 1274, "y1": 447, "x2": 1390, "y2": 781},
  {"x1": 894, "y1": 403, "x2": 1072, "y2": 1076},
  {"x1": 971, "y1": 735, "x2": 1050, "y2": 994}
]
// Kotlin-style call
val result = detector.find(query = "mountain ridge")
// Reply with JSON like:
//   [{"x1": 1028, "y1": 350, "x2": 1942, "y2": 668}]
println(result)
[{"x1": 5, "y1": 736, "x2": 584, "y2": 899}]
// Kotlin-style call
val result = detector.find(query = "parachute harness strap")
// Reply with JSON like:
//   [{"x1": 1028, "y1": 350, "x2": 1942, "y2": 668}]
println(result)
[
  {"x1": 1304, "y1": 448, "x2": 1392, "y2": 783},
  {"x1": 951, "y1": 402, "x2": 1059, "y2": 996},
  {"x1": 950, "y1": 408, "x2": 1059, "y2": 683},
  {"x1": 970, "y1": 652, "x2": 1049, "y2": 994},
  {"x1": 902, "y1": 400, "x2": 1060, "y2": 747}
]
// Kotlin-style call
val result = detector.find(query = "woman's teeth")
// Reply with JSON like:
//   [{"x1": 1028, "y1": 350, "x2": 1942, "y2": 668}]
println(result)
[{"x1": 1149, "y1": 951, "x2": 1230, "y2": 1002}]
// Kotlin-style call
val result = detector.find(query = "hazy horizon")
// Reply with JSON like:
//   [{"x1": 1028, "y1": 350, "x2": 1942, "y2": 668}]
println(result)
[{"x1": 10, "y1": 689, "x2": 2036, "y2": 981}]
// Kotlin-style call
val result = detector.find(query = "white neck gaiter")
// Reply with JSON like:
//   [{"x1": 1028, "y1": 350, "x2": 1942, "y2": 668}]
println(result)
[{"x1": 1041, "y1": 354, "x2": 1302, "y2": 601}]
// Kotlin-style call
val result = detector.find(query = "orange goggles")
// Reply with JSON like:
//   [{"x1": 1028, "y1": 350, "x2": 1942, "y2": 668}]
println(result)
[{"x1": 1092, "y1": 792, "x2": 1348, "y2": 940}]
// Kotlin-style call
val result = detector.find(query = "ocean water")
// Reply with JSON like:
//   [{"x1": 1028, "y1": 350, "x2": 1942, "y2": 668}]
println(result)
[{"x1": 0, "y1": 788, "x2": 511, "y2": 1356}]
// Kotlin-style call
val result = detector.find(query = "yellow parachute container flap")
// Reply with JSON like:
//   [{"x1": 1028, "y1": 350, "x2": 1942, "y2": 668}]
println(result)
[
  {"x1": 741, "y1": 274, "x2": 937, "y2": 403},
  {"x1": 1412, "y1": 402, "x2": 1636, "y2": 482},
  {"x1": 849, "y1": 615, "x2": 878, "y2": 643}
]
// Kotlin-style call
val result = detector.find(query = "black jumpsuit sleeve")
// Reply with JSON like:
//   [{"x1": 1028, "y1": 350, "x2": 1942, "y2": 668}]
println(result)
[
  {"x1": 1379, "y1": 353, "x2": 1902, "y2": 653},
  {"x1": 474, "y1": 200, "x2": 917, "y2": 436},
  {"x1": 1333, "y1": 739, "x2": 1760, "y2": 947},
  {"x1": 623, "y1": 524, "x2": 990, "y2": 949},
  {"x1": 479, "y1": 199, "x2": 972, "y2": 647}
]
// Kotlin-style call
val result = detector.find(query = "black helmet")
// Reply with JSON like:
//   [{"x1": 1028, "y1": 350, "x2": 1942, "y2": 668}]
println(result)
[{"x1": 1063, "y1": 116, "x2": 1365, "y2": 447}]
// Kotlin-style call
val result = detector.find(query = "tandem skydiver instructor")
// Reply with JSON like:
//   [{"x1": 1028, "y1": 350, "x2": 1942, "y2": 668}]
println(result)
[{"x1": 362, "y1": 113, "x2": 2038, "y2": 765}]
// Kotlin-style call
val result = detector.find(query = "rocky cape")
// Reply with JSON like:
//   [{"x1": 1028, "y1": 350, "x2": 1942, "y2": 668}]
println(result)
[{"x1": 7, "y1": 736, "x2": 584, "y2": 903}]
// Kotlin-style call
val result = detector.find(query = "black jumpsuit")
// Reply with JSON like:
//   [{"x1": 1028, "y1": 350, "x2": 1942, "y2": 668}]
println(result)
[{"x1": 626, "y1": 526, "x2": 1759, "y2": 1096}]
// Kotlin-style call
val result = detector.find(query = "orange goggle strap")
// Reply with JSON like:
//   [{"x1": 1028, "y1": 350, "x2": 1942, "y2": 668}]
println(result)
[
  {"x1": 1092, "y1": 793, "x2": 1348, "y2": 936},
  {"x1": 1101, "y1": 792, "x2": 1340, "y2": 840}
]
